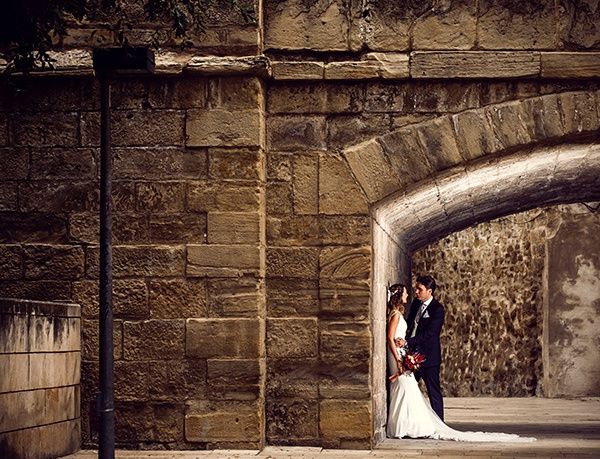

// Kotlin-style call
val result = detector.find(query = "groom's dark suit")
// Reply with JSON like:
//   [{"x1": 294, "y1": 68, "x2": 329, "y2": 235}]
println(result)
[{"x1": 406, "y1": 297, "x2": 445, "y2": 420}]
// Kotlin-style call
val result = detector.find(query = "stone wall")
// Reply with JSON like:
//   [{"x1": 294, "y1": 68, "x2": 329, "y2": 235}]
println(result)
[
  {"x1": 0, "y1": 298, "x2": 80, "y2": 459},
  {"x1": 412, "y1": 203, "x2": 600, "y2": 398}
]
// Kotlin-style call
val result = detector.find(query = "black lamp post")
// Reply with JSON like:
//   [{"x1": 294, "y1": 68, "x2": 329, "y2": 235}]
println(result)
[{"x1": 92, "y1": 47, "x2": 155, "y2": 459}]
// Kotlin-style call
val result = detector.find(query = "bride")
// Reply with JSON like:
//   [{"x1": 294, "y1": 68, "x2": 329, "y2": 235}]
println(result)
[{"x1": 386, "y1": 285, "x2": 535, "y2": 442}]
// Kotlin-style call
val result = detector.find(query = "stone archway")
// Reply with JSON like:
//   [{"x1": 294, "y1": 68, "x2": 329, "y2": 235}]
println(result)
[{"x1": 340, "y1": 90, "x2": 600, "y2": 443}]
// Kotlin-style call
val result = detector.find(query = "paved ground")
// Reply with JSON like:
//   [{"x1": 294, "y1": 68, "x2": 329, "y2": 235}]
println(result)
[{"x1": 62, "y1": 398, "x2": 600, "y2": 459}]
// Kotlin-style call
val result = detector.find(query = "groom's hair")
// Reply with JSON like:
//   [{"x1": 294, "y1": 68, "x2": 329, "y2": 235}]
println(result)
[{"x1": 416, "y1": 275, "x2": 436, "y2": 293}]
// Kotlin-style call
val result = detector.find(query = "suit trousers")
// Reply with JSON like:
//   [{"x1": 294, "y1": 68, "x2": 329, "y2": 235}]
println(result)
[{"x1": 415, "y1": 365, "x2": 444, "y2": 421}]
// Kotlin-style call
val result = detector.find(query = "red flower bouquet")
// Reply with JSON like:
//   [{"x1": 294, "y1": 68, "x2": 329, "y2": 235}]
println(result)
[{"x1": 389, "y1": 348, "x2": 426, "y2": 382}]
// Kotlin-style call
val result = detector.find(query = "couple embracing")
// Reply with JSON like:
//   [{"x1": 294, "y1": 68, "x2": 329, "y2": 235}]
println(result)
[{"x1": 386, "y1": 275, "x2": 535, "y2": 442}]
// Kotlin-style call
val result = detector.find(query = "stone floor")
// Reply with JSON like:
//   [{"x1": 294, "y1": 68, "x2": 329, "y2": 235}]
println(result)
[{"x1": 62, "y1": 398, "x2": 600, "y2": 458}]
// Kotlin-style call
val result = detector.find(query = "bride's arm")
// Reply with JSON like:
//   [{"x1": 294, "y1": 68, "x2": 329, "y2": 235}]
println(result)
[{"x1": 387, "y1": 313, "x2": 403, "y2": 370}]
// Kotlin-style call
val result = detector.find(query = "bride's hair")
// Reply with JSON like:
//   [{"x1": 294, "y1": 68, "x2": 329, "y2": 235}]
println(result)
[{"x1": 388, "y1": 285, "x2": 406, "y2": 315}]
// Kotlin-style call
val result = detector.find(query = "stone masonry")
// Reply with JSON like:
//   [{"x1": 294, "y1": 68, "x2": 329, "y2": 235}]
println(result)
[{"x1": 1, "y1": 0, "x2": 600, "y2": 453}]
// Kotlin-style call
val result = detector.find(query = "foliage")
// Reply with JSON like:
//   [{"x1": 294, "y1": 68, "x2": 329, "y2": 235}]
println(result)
[{"x1": 0, "y1": 0, "x2": 256, "y2": 73}]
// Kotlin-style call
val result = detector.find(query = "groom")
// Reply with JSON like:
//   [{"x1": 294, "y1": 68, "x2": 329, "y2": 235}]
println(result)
[{"x1": 397, "y1": 274, "x2": 445, "y2": 420}]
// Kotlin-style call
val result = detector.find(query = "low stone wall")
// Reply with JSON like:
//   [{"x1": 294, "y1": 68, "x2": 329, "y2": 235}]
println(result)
[{"x1": 0, "y1": 298, "x2": 81, "y2": 459}]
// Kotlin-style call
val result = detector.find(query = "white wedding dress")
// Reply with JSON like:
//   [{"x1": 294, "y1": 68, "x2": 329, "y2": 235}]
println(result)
[{"x1": 387, "y1": 313, "x2": 535, "y2": 442}]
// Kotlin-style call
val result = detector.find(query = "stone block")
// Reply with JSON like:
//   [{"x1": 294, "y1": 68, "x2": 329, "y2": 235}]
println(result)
[
  {"x1": 485, "y1": 100, "x2": 536, "y2": 150},
  {"x1": 267, "y1": 182, "x2": 293, "y2": 215},
  {"x1": 541, "y1": 52, "x2": 600, "y2": 78},
  {"x1": 0, "y1": 418, "x2": 80, "y2": 459},
  {"x1": 186, "y1": 318, "x2": 260, "y2": 358},
  {"x1": 135, "y1": 181, "x2": 185, "y2": 214},
  {"x1": 415, "y1": 116, "x2": 463, "y2": 171},
  {"x1": 187, "y1": 181, "x2": 260, "y2": 213},
  {"x1": 319, "y1": 215, "x2": 371, "y2": 245},
  {"x1": 320, "y1": 322, "x2": 370, "y2": 364},
  {"x1": 319, "y1": 279, "x2": 370, "y2": 321},
  {"x1": 324, "y1": 61, "x2": 380, "y2": 80},
  {"x1": 207, "y1": 212, "x2": 260, "y2": 245},
  {"x1": 0, "y1": 280, "x2": 72, "y2": 301},
  {"x1": 379, "y1": 126, "x2": 435, "y2": 189},
  {"x1": 478, "y1": 0, "x2": 557, "y2": 50},
  {"x1": 0, "y1": 245, "x2": 22, "y2": 280},
  {"x1": 266, "y1": 278, "x2": 319, "y2": 317},
  {"x1": 557, "y1": 91, "x2": 600, "y2": 135},
  {"x1": 30, "y1": 315, "x2": 80, "y2": 353},
  {"x1": 319, "y1": 246, "x2": 371, "y2": 280},
  {"x1": 19, "y1": 181, "x2": 98, "y2": 213},
  {"x1": 293, "y1": 152, "x2": 319, "y2": 215},
  {"x1": 185, "y1": 401, "x2": 260, "y2": 442},
  {"x1": 187, "y1": 244, "x2": 260, "y2": 277},
  {"x1": 113, "y1": 147, "x2": 207, "y2": 180},
  {"x1": 30, "y1": 147, "x2": 96, "y2": 180},
  {"x1": 148, "y1": 214, "x2": 207, "y2": 244},
  {"x1": 0, "y1": 147, "x2": 28, "y2": 180},
  {"x1": 407, "y1": 81, "x2": 482, "y2": 114},
  {"x1": 343, "y1": 139, "x2": 400, "y2": 203},
  {"x1": 86, "y1": 245, "x2": 185, "y2": 278},
  {"x1": 208, "y1": 148, "x2": 261, "y2": 181},
  {"x1": 0, "y1": 212, "x2": 68, "y2": 244},
  {"x1": 266, "y1": 358, "x2": 319, "y2": 399},
  {"x1": 412, "y1": 0, "x2": 476, "y2": 50},
  {"x1": 0, "y1": 310, "x2": 27, "y2": 353},
  {"x1": 364, "y1": 2, "x2": 412, "y2": 51},
  {"x1": 115, "y1": 402, "x2": 184, "y2": 442},
  {"x1": 73, "y1": 279, "x2": 147, "y2": 319},
  {"x1": 411, "y1": 51, "x2": 540, "y2": 79},
  {"x1": 267, "y1": 215, "x2": 320, "y2": 247},
  {"x1": 319, "y1": 360, "x2": 370, "y2": 400},
  {"x1": 147, "y1": 77, "x2": 208, "y2": 109},
  {"x1": 266, "y1": 397, "x2": 319, "y2": 441},
  {"x1": 0, "y1": 389, "x2": 45, "y2": 432},
  {"x1": 319, "y1": 400, "x2": 371, "y2": 441},
  {"x1": 267, "y1": 152, "x2": 293, "y2": 181},
  {"x1": 148, "y1": 278, "x2": 207, "y2": 319},
  {"x1": 0, "y1": 113, "x2": 7, "y2": 146},
  {"x1": 267, "y1": 318, "x2": 318, "y2": 359},
  {"x1": 328, "y1": 114, "x2": 390, "y2": 150},
  {"x1": 23, "y1": 244, "x2": 84, "y2": 280},
  {"x1": 113, "y1": 181, "x2": 136, "y2": 212},
  {"x1": 363, "y1": 53, "x2": 410, "y2": 79},
  {"x1": 268, "y1": 83, "x2": 327, "y2": 114},
  {"x1": 266, "y1": 247, "x2": 319, "y2": 279},
  {"x1": 81, "y1": 319, "x2": 123, "y2": 361},
  {"x1": 216, "y1": 77, "x2": 263, "y2": 110},
  {"x1": 11, "y1": 112, "x2": 78, "y2": 146},
  {"x1": 0, "y1": 183, "x2": 17, "y2": 211},
  {"x1": 326, "y1": 84, "x2": 365, "y2": 113},
  {"x1": 122, "y1": 319, "x2": 185, "y2": 360},
  {"x1": 268, "y1": 116, "x2": 327, "y2": 151},
  {"x1": 265, "y1": 0, "x2": 351, "y2": 51},
  {"x1": 207, "y1": 359, "x2": 260, "y2": 400},
  {"x1": 319, "y1": 153, "x2": 369, "y2": 215},
  {"x1": 558, "y1": 0, "x2": 600, "y2": 49},
  {"x1": 451, "y1": 108, "x2": 502, "y2": 160},
  {"x1": 186, "y1": 109, "x2": 262, "y2": 147},
  {"x1": 207, "y1": 276, "x2": 261, "y2": 318},
  {"x1": 28, "y1": 352, "x2": 80, "y2": 390},
  {"x1": 111, "y1": 110, "x2": 185, "y2": 147},
  {"x1": 271, "y1": 61, "x2": 325, "y2": 80}
]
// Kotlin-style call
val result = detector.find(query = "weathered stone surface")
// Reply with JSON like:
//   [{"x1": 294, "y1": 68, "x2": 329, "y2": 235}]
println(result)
[
  {"x1": 268, "y1": 84, "x2": 327, "y2": 114},
  {"x1": 320, "y1": 322, "x2": 370, "y2": 364},
  {"x1": 265, "y1": 0, "x2": 352, "y2": 51},
  {"x1": 327, "y1": 114, "x2": 390, "y2": 150},
  {"x1": 122, "y1": 319, "x2": 185, "y2": 360},
  {"x1": 11, "y1": 112, "x2": 78, "y2": 146},
  {"x1": 207, "y1": 359, "x2": 260, "y2": 400},
  {"x1": 363, "y1": 53, "x2": 410, "y2": 79},
  {"x1": 208, "y1": 148, "x2": 260, "y2": 181},
  {"x1": 485, "y1": 100, "x2": 536, "y2": 150},
  {"x1": 271, "y1": 61, "x2": 325, "y2": 80},
  {"x1": 412, "y1": 0, "x2": 476, "y2": 50},
  {"x1": 0, "y1": 114, "x2": 7, "y2": 146},
  {"x1": 412, "y1": 51, "x2": 540, "y2": 79},
  {"x1": 267, "y1": 152, "x2": 293, "y2": 181},
  {"x1": 478, "y1": 0, "x2": 557, "y2": 49},
  {"x1": 319, "y1": 154, "x2": 368, "y2": 215},
  {"x1": 0, "y1": 280, "x2": 71, "y2": 301},
  {"x1": 319, "y1": 215, "x2": 371, "y2": 245},
  {"x1": 147, "y1": 214, "x2": 207, "y2": 244},
  {"x1": 186, "y1": 109, "x2": 261, "y2": 147},
  {"x1": 319, "y1": 279, "x2": 370, "y2": 321},
  {"x1": 343, "y1": 139, "x2": 400, "y2": 203},
  {"x1": 266, "y1": 358, "x2": 319, "y2": 399},
  {"x1": 186, "y1": 56, "x2": 268, "y2": 77},
  {"x1": 324, "y1": 61, "x2": 381, "y2": 80},
  {"x1": 30, "y1": 148, "x2": 96, "y2": 180},
  {"x1": 147, "y1": 77, "x2": 207, "y2": 109},
  {"x1": 267, "y1": 215, "x2": 320, "y2": 246},
  {"x1": 319, "y1": 246, "x2": 371, "y2": 280},
  {"x1": 268, "y1": 116, "x2": 327, "y2": 151},
  {"x1": 187, "y1": 245, "x2": 260, "y2": 277},
  {"x1": 86, "y1": 245, "x2": 185, "y2": 278},
  {"x1": 187, "y1": 181, "x2": 260, "y2": 212},
  {"x1": 0, "y1": 184, "x2": 17, "y2": 211},
  {"x1": 18, "y1": 181, "x2": 97, "y2": 213},
  {"x1": 293, "y1": 153, "x2": 319, "y2": 215},
  {"x1": 73, "y1": 279, "x2": 148, "y2": 319},
  {"x1": 81, "y1": 319, "x2": 123, "y2": 360},
  {"x1": 319, "y1": 359, "x2": 370, "y2": 400},
  {"x1": 556, "y1": 91, "x2": 600, "y2": 135},
  {"x1": 0, "y1": 212, "x2": 68, "y2": 244},
  {"x1": 267, "y1": 278, "x2": 319, "y2": 317},
  {"x1": 266, "y1": 397, "x2": 319, "y2": 441},
  {"x1": 541, "y1": 52, "x2": 600, "y2": 78},
  {"x1": 115, "y1": 402, "x2": 184, "y2": 442},
  {"x1": 558, "y1": 0, "x2": 600, "y2": 49},
  {"x1": 0, "y1": 148, "x2": 29, "y2": 180},
  {"x1": 415, "y1": 116, "x2": 463, "y2": 170},
  {"x1": 136, "y1": 182, "x2": 185, "y2": 213},
  {"x1": 185, "y1": 401, "x2": 260, "y2": 442},
  {"x1": 0, "y1": 245, "x2": 22, "y2": 280},
  {"x1": 114, "y1": 147, "x2": 207, "y2": 180},
  {"x1": 267, "y1": 318, "x2": 318, "y2": 358},
  {"x1": 148, "y1": 279, "x2": 207, "y2": 319},
  {"x1": 112, "y1": 182, "x2": 136, "y2": 212},
  {"x1": 23, "y1": 244, "x2": 84, "y2": 280},
  {"x1": 186, "y1": 318, "x2": 260, "y2": 358},
  {"x1": 207, "y1": 212, "x2": 260, "y2": 244},
  {"x1": 267, "y1": 182, "x2": 293, "y2": 215},
  {"x1": 266, "y1": 247, "x2": 319, "y2": 279},
  {"x1": 207, "y1": 276, "x2": 261, "y2": 318},
  {"x1": 319, "y1": 400, "x2": 371, "y2": 441},
  {"x1": 451, "y1": 108, "x2": 502, "y2": 160},
  {"x1": 111, "y1": 110, "x2": 185, "y2": 147},
  {"x1": 364, "y1": 1, "x2": 413, "y2": 51}
]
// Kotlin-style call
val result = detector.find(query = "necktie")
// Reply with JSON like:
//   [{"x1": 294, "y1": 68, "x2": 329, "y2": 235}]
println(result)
[{"x1": 410, "y1": 302, "x2": 426, "y2": 338}]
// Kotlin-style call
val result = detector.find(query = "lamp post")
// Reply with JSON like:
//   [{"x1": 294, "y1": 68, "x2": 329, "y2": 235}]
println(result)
[{"x1": 92, "y1": 47, "x2": 155, "y2": 459}]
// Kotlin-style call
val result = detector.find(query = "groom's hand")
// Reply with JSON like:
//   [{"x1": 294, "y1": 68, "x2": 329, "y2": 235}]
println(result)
[{"x1": 395, "y1": 338, "x2": 406, "y2": 347}]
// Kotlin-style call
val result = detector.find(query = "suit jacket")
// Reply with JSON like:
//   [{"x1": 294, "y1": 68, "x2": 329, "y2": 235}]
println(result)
[{"x1": 406, "y1": 297, "x2": 445, "y2": 368}]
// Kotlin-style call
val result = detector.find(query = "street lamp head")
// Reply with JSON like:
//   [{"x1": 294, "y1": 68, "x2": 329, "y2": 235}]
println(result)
[{"x1": 92, "y1": 47, "x2": 155, "y2": 78}]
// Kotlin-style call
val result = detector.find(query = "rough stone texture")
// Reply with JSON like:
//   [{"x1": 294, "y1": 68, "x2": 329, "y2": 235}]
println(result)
[
  {"x1": 558, "y1": 0, "x2": 600, "y2": 49},
  {"x1": 186, "y1": 318, "x2": 261, "y2": 359},
  {"x1": 186, "y1": 109, "x2": 262, "y2": 147},
  {"x1": 187, "y1": 244, "x2": 260, "y2": 277},
  {"x1": 319, "y1": 154, "x2": 368, "y2": 215},
  {"x1": 123, "y1": 320, "x2": 185, "y2": 361},
  {"x1": 185, "y1": 401, "x2": 261, "y2": 443},
  {"x1": 319, "y1": 400, "x2": 371, "y2": 446},
  {"x1": 148, "y1": 279, "x2": 207, "y2": 319},
  {"x1": 266, "y1": 318, "x2": 318, "y2": 358},
  {"x1": 541, "y1": 52, "x2": 600, "y2": 78},
  {"x1": 412, "y1": 0, "x2": 477, "y2": 50}
]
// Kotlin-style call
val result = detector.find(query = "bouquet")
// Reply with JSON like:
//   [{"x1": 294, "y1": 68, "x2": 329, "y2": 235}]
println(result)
[{"x1": 389, "y1": 347, "x2": 426, "y2": 382}]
